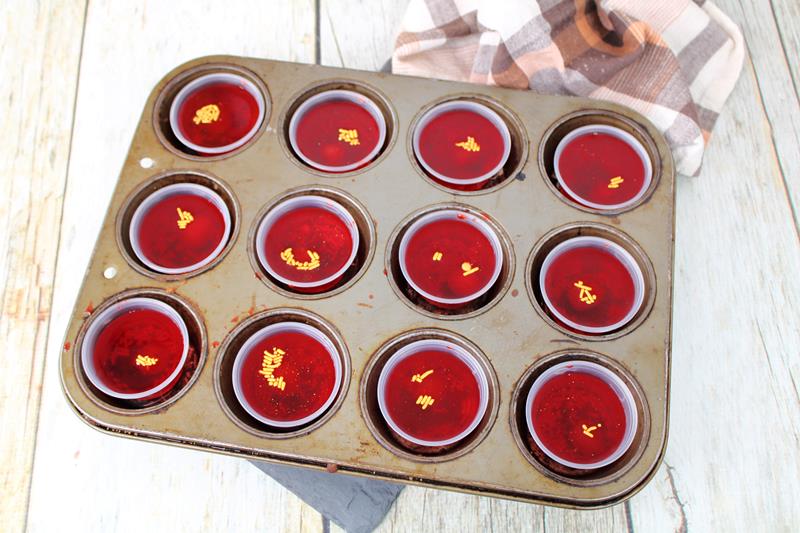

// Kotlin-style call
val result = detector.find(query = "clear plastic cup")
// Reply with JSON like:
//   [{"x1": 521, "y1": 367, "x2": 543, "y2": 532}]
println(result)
[
  {"x1": 377, "y1": 339, "x2": 489, "y2": 447},
  {"x1": 412, "y1": 100, "x2": 511, "y2": 188},
  {"x1": 129, "y1": 182, "x2": 232, "y2": 275},
  {"x1": 81, "y1": 297, "x2": 189, "y2": 401},
  {"x1": 255, "y1": 195, "x2": 359, "y2": 293},
  {"x1": 553, "y1": 124, "x2": 653, "y2": 211},
  {"x1": 288, "y1": 89, "x2": 387, "y2": 172},
  {"x1": 525, "y1": 360, "x2": 638, "y2": 470},
  {"x1": 232, "y1": 321, "x2": 342, "y2": 428},
  {"x1": 169, "y1": 72, "x2": 266, "y2": 155},
  {"x1": 398, "y1": 209, "x2": 503, "y2": 307},
  {"x1": 539, "y1": 236, "x2": 645, "y2": 334}
]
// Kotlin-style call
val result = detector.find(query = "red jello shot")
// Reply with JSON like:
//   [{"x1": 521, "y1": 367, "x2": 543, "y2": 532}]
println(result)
[
  {"x1": 289, "y1": 90, "x2": 387, "y2": 172},
  {"x1": 413, "y1": 101, "x2": 511, "y2": 190},
  {"x1": 539, "y1": 236, "x2": 645, "y2": 334},
  {"x1": 554, "y1": 124, "x2": 652, "y2": 210},
  {"x1": 526, "y1": 360, "x2": 637, "y2": 469},
  {"x1": 130, "y1": 183, "x2": 232, "y2": 275},
  {"x1": 170, "y1": 72, "x2": 265, "y2": 155},
  {"x1": 377, "y1": 339, "x2": 489, "y2": 447},
  {"x1": 399, "y1": 210, "x2": 503, "y2": 308},
  {"x1": 232, "y1": 321, "x2": 342, "y2": 428},
  {"x1": 81, "y1": 297, "x2": 189, "y2": 401},
  {"x1": 256, "y1": 195, "x2": 359, "y2": 293}
]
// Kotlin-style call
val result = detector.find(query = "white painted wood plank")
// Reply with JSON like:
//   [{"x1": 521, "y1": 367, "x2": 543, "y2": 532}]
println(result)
[
  {"x1": 320, "y1": 0, "x2": 409, "y2": 70},
  {"x1": 0, "y1": 1, "x2": 85, "y2": 531},
  {"x1": 770, "y1": 0, "x2": 800, "y2": 101},
  {"x1": 26, "y1": 2, "x2": 321, "y2": 532}
]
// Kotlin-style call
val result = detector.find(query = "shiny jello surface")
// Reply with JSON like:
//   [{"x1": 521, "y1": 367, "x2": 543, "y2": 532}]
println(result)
[
  {"x1": 531, "y1": 370, "x2": 626, "y2": 465},
  {"x1": 238, "y1": 330, "x2": 337, "y2": 423},
  {"x1": 176, "y1": 81, "x2": 260, "y2": 149},
  {"x1": 404, "y1": 217, "x2": 496, "y2": 301},
  {"x1": 418, "y1": 109, "x2": 505, "y2": 181},
  {"x1": 137, "y1": 191, "x2": 227, "y2": 271},
  {"x1": 558, "y1": 132, "x2": 646, "y2": 207},
  {"x1": 263, "y1": 205, "x2": 354, "y2": 284},
  {"x1": 543, "y1": 244, "x2": 636, "y2": 330},
  {"x1": 384, "y1": 349, "x2": 481, "y2": 443},
  {"x1": 294, "y1": 99, "x2": 380, "y2": 169},
  {"x1": 92, "y1": 308, "x2": 184, "y2": 395}
]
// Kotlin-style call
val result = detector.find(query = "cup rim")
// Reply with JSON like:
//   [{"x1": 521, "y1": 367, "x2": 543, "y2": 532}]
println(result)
[
  {"x1": 525, "y1": 360, "x2": 638, "y2": 470},
  {"x1": 377, "y1": 339, "x2": 489, "y2": 447},
  {"x1": 129, "y1": 182, "x2": 232, "y2": 275},
  {"x1": 398, "y1": 209, "x2": 503, "y2": 305},
  {"x1": 169, "y1": 72, "x2": 266, "y2": 154},
  {"x1": 231, "y1": 321, "x2": 343, "y2": 428},
  {"x1": 80, "y1": 297, "x2": 190, "y2": 400},
  {"x1": 538, "y1": 236, "x2": 645, "y2": 334},
  {"x1": 553, "y1": 124, "x2": 653, "y2": 210},
  {"x1": 255, "y1": 195, "x2": 360, "y2": 289},
  {"x1": 288, "y1": 89, "x2": 387, "y2": 172},
  {"x1": 412, "y1": 100, "x2": 512, "y2": 185}
]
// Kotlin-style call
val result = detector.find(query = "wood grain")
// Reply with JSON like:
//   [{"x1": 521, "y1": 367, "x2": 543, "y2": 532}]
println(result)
[
  {"x1": 3, "y1": 0, "x2": 798, "y2": 531},
  {"x1": 0, "y1": 1, "x2": 85, "y2": 531}
]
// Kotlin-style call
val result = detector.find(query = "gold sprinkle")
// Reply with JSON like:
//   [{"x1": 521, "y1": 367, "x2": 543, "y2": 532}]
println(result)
[
  {"x1": 176, "y1": 207, "x2": 194, "y2": 230},
  {"x1": 411, "y1": 370, "x2": 434, "y2": 383},
  {"x1": 280, "y1": 248, "x2": 321, "y2": 271},
  {"x1": 193, "y1": 104, "x2": 221, "y2": 125},
  {"x1": 135, "y1": 355, "x2": 158, "y2": 367},
  {"x1": 608, "y1": 176, "x2": 624, "y2": 189},
  {"x1": 574, "y1": 280, "x2": 597, "y2": 304},
  {"x1": 461, "y1": 262, "x2": 480, "y2": 276},
  {"x1": 455, "y1": 136, "x2": 480, "y2": 152},
  {"x1": 416, "y1": 395, "x2": 435, "y2": 410},
  {"x1": 338, "y1": 128, "x2": 360, "y2": 146},
  {"x1": 432, "y1": 251, "x2": 443, "y2": 262},
  {"x1": 258, "y1": 347, "x2": 287, "y2": 390},
  {"x1": 582, "y1": 423, "x2": 602, "y2": 438}
]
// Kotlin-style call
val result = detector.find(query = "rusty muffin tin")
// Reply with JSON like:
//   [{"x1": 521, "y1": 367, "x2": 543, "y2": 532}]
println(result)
[{"x1": 60, "y1": 55, "x2": 674, "y2": 509}]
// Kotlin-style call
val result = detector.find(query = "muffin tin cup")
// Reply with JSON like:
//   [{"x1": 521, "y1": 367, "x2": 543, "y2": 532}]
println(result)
[
  {"x1": 80, "y1": 297, "x2": 190, "y2": 401},
  {"x1": 288, "y1": 89, "x2": 387, "y2": 173},
  {"x1": 553, "y1": 124, "x2": 653, "y2": 211},
  {"x1": 397, "y1": 209, "x2": 504, "y2": 308},
  {"x1": 538, "y1": 236, "x2": 646, "y2": 334},
  {"x1": 376, "y1": 338, "x2": 490, "y2": 448},
  {"x1": 525, "y1": 360, "x2": 638, "y2": 470},
  {"x1": 255, "y1": 195, "x2": 360, "y2": 291},
  {"x1": 231, "y1": 321, "x2": 343, "y2": 428},
  {"x1": 169, "y1": 72, "x2": 266, "y2": 155},
  {"x1": 61, "y1": 56, "x2": 674, "y2": 509},
  {"x1": 129, "y1": 182, "x2": 232, "y2": 275}
]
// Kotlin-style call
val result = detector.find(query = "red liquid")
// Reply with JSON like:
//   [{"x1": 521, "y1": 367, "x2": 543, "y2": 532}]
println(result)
[
  {"x1": 137, "y1": 191, "x2": 227, "y2": 271},
  {"x1": 294, "y1": 99, "x2": 381, "y2": 169},
  {"x1": 263, "y1": 205, "x2": 354, "y2": 286},
  {"x1": 404, "y1": 218, "x2": 496, "y2": 301},
  {"x1": 418, "y1": 109, "x2": 505, "y2": 182},
  {"x1": 558, "y1": 132, "x2": 646, "y2": 207},
  {"x1": 384, "y1": 349, "x2": 481, "y2": 443},
  {"x1": 531, "y1": 370, "x2": 626, "y2": 465},
  {"x1": 92, "y1": 308, "x2": 184, "y2": 395},
  {"x1": 543, "y1": 244, "x2": 636, "y2": 330},
  {"x1": 176, "y1": 81, "x2": 260, "y2": 149},
  {"x1": 238, "y1": 330, "x2": 337, "y2": 423}
]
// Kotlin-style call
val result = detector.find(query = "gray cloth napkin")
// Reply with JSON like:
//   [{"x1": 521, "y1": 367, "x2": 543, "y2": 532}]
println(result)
[{"x1": 251, "y1": 461, "x2": 403, "y2": 533}]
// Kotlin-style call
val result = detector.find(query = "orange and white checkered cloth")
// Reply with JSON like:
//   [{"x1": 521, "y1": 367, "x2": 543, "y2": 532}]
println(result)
[{"x1": 392, "y1": 0, "x2": 744, "y2": 176}]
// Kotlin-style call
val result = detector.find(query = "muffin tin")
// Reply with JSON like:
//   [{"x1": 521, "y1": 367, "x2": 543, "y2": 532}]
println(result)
[{"x1": 60, "y1": 55, "x2": 674, "y2": 508}]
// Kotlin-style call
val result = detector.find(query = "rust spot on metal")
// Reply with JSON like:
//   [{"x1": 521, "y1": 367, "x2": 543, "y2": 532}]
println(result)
[
  {"x1": 63, "y1": 341, "x2": 72, "y2": 351},
  {"x1": 85, "y1": 302, "x2": 94, "y2": 313},
  {"x1": 212, "y1": 341, "x2": 220, "y2": 348},
  {"x1": 511, "y1": 289, "x2": 519, "y2": 297},
  {"x1": 326, "y1": 463, "x2": 338, "y2": 473},
  {"x1": 382, "y1": 268, "x2": 388, "y2": 276},
  {"x1": 368, "y1": 293, "x2": 374, "y2": 299},
  {"x1": 231, "y1": 316, "x2": 239, "y2": 324},
  {"x1": 254, "y1": 271, "x2": 263, "y2": 280},
  {"x1": 357, "y1": 303, "x2": 373, "y2": 309}
]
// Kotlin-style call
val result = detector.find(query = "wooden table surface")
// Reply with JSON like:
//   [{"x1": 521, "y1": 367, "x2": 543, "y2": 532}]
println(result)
[{"x1": 1, "y1": 1, "x2": 798, "y2": 531}]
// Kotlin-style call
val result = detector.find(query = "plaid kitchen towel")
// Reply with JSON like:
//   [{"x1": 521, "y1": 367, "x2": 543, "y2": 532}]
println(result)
[{"x1": 392, "y1": 0, "x2": 744, "y2": 176}]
